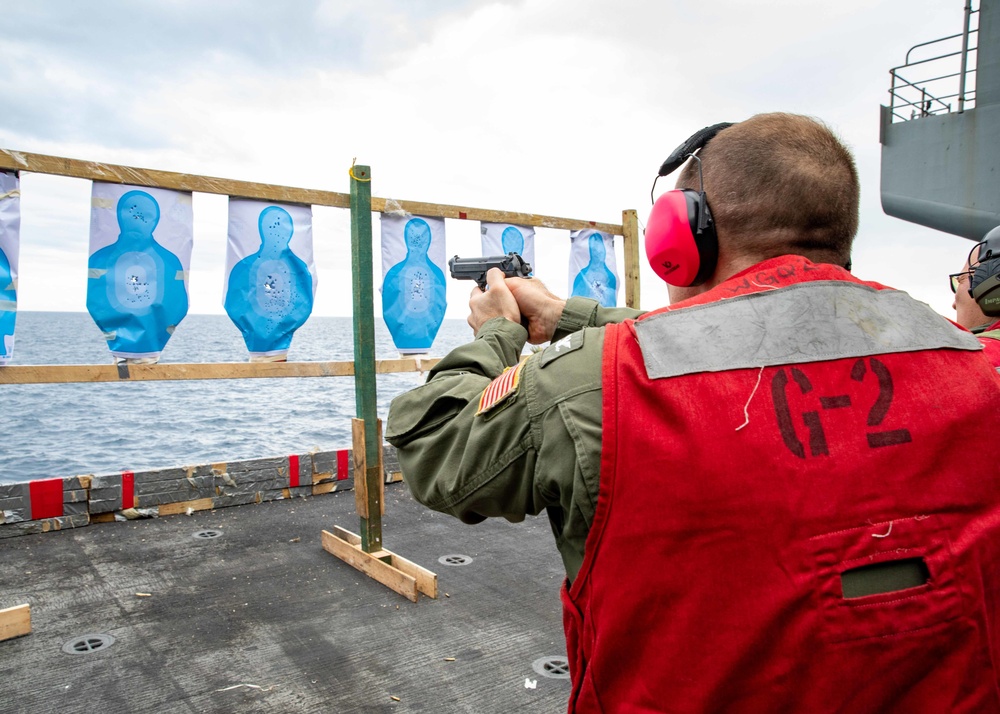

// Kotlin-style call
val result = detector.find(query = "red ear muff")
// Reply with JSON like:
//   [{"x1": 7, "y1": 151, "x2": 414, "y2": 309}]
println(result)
[
  {"x1": 645, "y1": 189, "x2": 718, "y2": 287},
  {"x1": 648, "y1": 122, "x2": 732, "y2": 287}
]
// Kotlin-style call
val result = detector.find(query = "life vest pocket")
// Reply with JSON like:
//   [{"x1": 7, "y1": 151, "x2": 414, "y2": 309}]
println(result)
[{"x1": 807, "y1": 514, "x2": 961, "y2": 643}]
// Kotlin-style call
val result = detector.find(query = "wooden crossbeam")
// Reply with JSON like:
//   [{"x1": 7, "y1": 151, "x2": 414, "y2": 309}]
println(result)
[
  {"x1": 368, "y1": 196, "x2": 623, "y2": 236},
  {"x1": 0, "y1": 357, "x2": 440, "y2": 385},
  {"x1": 0, "y1": 148, "x2": 624, "y2": 235},
  {"x1": 0, "y1": 149, "x2": 351, "y2": 208}
]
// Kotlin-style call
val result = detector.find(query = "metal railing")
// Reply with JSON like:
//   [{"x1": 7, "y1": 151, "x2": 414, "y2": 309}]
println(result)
[{"x1": 888, "y1": 2, "x2": 979, "y2": 122}]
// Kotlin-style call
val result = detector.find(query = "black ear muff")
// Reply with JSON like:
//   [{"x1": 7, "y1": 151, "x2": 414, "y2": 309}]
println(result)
[
  {"x1": 972, "y1": 271, "x2": 1000, "y2": 316},
  {"x1": 646, "y1": 122, "x2": 733, "y2": 287},
  {"x1": 970, "y1": 229, "x2": 1000, "y2": 316}
]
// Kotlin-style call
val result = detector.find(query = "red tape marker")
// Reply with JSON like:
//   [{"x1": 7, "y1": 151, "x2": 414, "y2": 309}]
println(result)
[
  {"x1": 122, "y1": 471, "x2": 135, "y2": 510},
  {"x1": 337, "y1": 449, "x2": 349, "y2": 481},
  {"x1": 289, "y1": 454, "x2": 300, "y2": 488},
  {"x1": 29, "y1": 478, "x2": 64, "y2": 520}
]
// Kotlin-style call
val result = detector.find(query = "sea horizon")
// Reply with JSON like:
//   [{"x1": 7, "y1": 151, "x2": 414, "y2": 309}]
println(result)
[{"x1": 0, "y1": 312, "x2": 475, "y2": 484}]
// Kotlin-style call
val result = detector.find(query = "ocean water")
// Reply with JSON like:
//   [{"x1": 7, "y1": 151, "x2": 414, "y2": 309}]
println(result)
[{"x1": 0, "y1": 312, "x2": 476, "y2": 484}]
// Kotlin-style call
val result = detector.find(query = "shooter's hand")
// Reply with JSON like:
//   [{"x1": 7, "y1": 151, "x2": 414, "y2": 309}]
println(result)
[
  {"x1": 468, "y1": 268, "x2": 523, "y2": 336},
  {"x1": 506, "y1": 276, "x2": 566, "y2": 344}
]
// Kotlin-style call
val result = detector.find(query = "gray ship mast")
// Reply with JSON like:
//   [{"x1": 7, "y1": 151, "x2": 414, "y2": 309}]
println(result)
[{"x1": 881, "y1": 0, "x2": 999, "y2": 240}]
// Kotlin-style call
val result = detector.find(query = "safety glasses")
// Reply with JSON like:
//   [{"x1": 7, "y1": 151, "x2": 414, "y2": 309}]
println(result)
[{"x1": 950, "y1": 270, "x2": 974, "y2": 294}]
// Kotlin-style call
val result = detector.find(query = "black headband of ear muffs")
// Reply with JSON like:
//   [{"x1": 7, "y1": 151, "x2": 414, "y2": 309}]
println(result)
[
  {"x1": 657, "y1": 122, "x2": 735, "y2": 177},
  {"x1": 970, "y1": 232, "x2": 1000, "y2": 293}
]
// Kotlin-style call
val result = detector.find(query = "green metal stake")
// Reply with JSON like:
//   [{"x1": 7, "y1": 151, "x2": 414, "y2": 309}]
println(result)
[{"x1": 349, "y1": 163, "x2": 383, "y2": 553}]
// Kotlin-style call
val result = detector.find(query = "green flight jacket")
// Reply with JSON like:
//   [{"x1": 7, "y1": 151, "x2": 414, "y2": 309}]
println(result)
[{"x1": 386, "y1": 297, "x2": 642, "y2": 580}]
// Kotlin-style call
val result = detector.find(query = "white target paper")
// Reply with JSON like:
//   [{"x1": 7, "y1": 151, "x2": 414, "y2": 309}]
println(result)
[
  {"x1": 379, "y1": 213, "x2": 447, "y2": 354},
  {"x1": 224, "y1": 199, "x2": 316, "y2": 360},
  {"x1": 88, "y1": 182, "x2": 193, "y2": 361},
  {"x1": 0, "y1": 171, "x2": 20, "y2": 364},
  {"x1": 568, "y1": 229, "x2": 618, "y2": 308}
]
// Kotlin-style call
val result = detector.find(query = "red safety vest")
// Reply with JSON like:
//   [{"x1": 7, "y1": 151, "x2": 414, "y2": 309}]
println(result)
[{"x1": 563, "y1": 256, "x2": 1000, "y2": 713}]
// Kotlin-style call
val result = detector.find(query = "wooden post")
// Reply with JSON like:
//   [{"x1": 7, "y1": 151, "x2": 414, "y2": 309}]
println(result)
[
  {"x1": 622, "y1": 208, "x2": 640, "y2": 309},
  {"x1": 352, "y1": 418, "x2": 384, "y2": 520},
  {"x1": 323, "y1": 162, "x2": 438, "y2": 601},
  {"x1": 349, "y1": 162, "x2": 383, "y2": 553}
]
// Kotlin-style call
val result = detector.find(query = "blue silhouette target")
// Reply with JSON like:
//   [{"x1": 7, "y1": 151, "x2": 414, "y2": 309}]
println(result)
[
  {"x1": 481, "y1": 222, "x2": 535, "y2": 273},
  {"x1": 502, "y1": 226, "x2": 524, "y2": 254},
  {"x1": 224, "y1": 203, "x2": 314, "y2": 358},
  {"x1": 569, "y1": 229, "x2": 618, "y2": 307},
  {"x1": 0, "y1": 170, "x2": 19, "y2": 363},
  {"x1": 380, "y1": 214, "x2": 447, "y2": 353},
  {"x1": 87, "y1": 186, "x2": 191, "y2": 360}
]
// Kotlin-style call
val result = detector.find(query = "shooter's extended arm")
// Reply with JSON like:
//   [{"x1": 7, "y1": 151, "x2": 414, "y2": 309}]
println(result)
[{"x1": 448, "y1": 252, "x2": 533, "y2": 290}]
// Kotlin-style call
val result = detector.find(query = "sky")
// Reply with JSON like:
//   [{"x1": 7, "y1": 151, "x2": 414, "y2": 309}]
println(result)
[{"x1": 0, "y1": 0, "x2": 980, "y2": 321}]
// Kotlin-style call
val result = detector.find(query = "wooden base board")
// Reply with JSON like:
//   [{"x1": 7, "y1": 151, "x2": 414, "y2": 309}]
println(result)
[
  {"x1": 0, "y1": 604, "x2": 31, "y2": 642},
  {"x1": 321, "y1": 526, "x2": 437, "y2": 603},
  {"x1": 159, "y1": 497, "x2": 215, "y2": 517}
]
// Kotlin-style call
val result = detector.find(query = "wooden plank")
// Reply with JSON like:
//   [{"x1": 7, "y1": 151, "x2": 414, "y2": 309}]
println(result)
[
  {"x1": 387, "y1": 553, "x2": 438, "y2": 599},
  {"x1": 0, "y1": 148, "x2": 626, "y2": 242},
  {"x1": 158, "y1": 497, "x2": 215, "y2": 516},
  {"x1": 375, "y1": 419, "x2": 385, "y2": 517},
  {"x1": 370, "y1": 196, "x2": 623, "y2": 235},
  {"x1": 321, "y1": 528, "x2": 437, "y2": 600},
  {"x1": 0, "y1": 149, "x2": 352, "y2": 208},
  {"x1": 0, "y1": 149, "x2": 623, "y2": 234},
  {"x1": 0, "y1": 604, "x2": 31, "y2": 642},
  {"x1": 375, "y1": 357, "x2": 441, "y2": 374},
  {"x1": 312, "y1": 472, "x2": 335, "y2": 485},
  {"x1": 321, "y1": 529, "x2": 418, "y2": 602},
  {"x1": 331, "y1": 527, "x2": 435, "y2": 597},
  {"x1": 352, "y1": 419, "x2": 368, "y2": 519},
  {"x1": 332, "y1": 524, "x2": 361, "y2": 546},
  {"x1": 312, "y1": 482, "x2": 337, "y2": 496},
  {"x1": 622, "y1": 208, "x2": 641, "y2": 309},
  {"x1": 0, "y1": 358, "x2": 440, "y2": 385}
]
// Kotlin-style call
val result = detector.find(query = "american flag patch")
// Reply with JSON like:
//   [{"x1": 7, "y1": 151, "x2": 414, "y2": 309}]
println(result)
[{"x1": 477, "y1": 362, "x2": 525, "y2": 415}]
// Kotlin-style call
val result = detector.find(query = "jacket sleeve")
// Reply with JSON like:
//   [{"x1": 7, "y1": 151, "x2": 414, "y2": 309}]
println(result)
[
  {"x1": 553, "y1": 297, "x2": 644, "y2": 342},
  {"x1": 385, "y1": 317, "x2": 544, "y2": 524},
  {"x1": 386, "y1": 312, "x2": 612, "y2": 579}
]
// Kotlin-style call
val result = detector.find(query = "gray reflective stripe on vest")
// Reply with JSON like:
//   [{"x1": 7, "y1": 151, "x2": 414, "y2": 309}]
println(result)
[{"x1": 636, "y1": 281, "x2": 983, "y2": 379}]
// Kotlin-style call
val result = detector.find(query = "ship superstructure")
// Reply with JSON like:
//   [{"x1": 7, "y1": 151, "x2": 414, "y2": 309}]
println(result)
[{"x1": 881, "y1": 0, "x2": 1000, "y2": 240}]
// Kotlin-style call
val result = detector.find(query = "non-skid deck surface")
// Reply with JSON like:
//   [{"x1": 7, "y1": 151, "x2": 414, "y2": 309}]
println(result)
[{"x1": 0, "y1": 483, "x2": 569, "y2": 713}]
